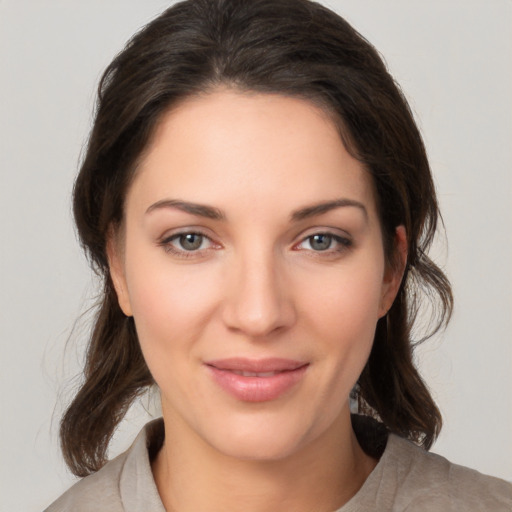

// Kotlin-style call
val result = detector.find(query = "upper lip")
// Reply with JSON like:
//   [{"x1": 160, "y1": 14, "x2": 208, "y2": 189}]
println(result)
[{"x1": 205, "y1": 358, "x2": 308, "y2": 373}]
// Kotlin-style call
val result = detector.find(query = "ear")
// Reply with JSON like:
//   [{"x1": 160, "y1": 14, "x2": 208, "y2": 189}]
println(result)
[
  {"x1": 379, "y1": 225, "x2": 407, "y2": 318},
  {"x1": 106, "y1": 231, "x2": 133, "y2": 317}
]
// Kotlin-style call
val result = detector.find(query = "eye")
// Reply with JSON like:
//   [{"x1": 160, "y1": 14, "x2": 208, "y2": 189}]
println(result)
[
  {"x1": 306, "y1": 234, "x2": 334, "y2": 251},
  {"x1": 174, "y1": 233, "x2": 207, "y2": 251},
  {"x1": 159, "y1": 231, "x2": 217, "y2": 257},
  {"x1": 296, "y1": 233, "x2": 352, "y2": 253}
]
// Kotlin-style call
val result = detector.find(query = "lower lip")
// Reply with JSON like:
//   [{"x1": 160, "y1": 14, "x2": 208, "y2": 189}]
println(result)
[{"x1": 207, "y1": 365, "x2": 308, "y2": 402}]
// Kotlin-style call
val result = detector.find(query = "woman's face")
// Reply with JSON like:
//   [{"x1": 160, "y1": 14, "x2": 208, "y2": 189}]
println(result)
[{"x1": 110, "y1": 90, "x2": 404, "y2": 461}]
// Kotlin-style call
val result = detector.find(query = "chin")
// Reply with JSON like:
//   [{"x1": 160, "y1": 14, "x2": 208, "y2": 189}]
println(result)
[
  {"x1": 212, "y1": 430, "x2": 307, "y2": 462},
  {"x1": 198, "y1": 407, "x2": 337, "y2": 462}
]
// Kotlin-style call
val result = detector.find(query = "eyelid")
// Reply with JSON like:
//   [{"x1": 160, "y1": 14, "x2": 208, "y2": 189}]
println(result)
[
  {"x1": 159, "y1": 225, "x2": 217, "y2": 242},
  {"x1": 293, "y1": 226, "x2": 352, "y2": 242}
]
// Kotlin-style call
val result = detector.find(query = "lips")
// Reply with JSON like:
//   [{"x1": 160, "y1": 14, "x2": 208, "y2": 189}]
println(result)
[
  {"x1": 230, "y1": 370, "x2": 282, "y2": 377},
  {"x1": 205, "y1": 358, "x2": 309, "y2": 402}
]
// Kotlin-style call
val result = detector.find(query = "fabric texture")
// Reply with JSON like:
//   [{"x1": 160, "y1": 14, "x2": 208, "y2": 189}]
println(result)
[{"x1": 45, "y1": 417, "x2": 512, "y2": 512}]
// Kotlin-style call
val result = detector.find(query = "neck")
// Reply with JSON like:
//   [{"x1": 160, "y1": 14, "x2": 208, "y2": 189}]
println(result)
[{"x1": 152, "y1": 410, "x2": 376, "y2": 512}]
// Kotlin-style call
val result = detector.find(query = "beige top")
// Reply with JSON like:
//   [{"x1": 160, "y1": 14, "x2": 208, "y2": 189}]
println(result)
[{"x1": 45, "y1": 418, "x2": 512, "y2": 512}]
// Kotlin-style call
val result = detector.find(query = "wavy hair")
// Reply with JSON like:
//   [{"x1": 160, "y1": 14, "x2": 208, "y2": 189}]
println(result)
[{"x1": 61, "y1": 0, "x2": 453, "y2": 476}]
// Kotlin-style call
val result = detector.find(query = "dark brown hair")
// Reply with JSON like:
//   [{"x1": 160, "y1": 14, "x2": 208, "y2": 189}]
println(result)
[{"x1": 62, "y1": 0, "x2": 453, "y2": 477}]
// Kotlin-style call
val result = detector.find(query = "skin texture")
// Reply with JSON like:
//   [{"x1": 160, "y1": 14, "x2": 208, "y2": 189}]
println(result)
[{"x1": 109, "y1": 89, "x2": 406, "y2": 511}]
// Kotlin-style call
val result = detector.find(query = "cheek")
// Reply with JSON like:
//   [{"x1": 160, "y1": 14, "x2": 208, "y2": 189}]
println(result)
[
  {"x1": 123, "y1": 248, "x2": 221, "y2": 370},
  {"x1": 297, "y1": 253, "x2": 385, "y2": 377},
  {"x1": 302, "y1": 257, "x2": 385, "y2": 332}
]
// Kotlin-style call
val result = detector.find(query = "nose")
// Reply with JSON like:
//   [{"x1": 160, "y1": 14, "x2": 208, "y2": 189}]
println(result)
[{"x1": 221, "y1": 249, "x2": 296, "y2": 338}]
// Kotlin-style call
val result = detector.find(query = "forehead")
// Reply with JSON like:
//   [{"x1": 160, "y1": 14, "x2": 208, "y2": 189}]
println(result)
[{"x1": 128, "y1": 89, "x2": 377, "y2": 219}]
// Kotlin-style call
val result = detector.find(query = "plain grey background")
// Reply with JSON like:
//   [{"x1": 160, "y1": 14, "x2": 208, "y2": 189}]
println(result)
[{"x1": 1, "y1": 1, "x2": 511, "y2": 510}]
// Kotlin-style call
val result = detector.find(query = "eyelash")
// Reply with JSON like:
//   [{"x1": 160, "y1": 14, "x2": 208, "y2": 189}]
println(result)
[
  {"x1": 158, "y1": 230, "x2": 353, "y2": 259},
  {"x1": 159, "y1": 231, "x2": 218, "y2": 259},
  {"x1": 293, "y1": 233, "x2": 353, "y2": 255}
]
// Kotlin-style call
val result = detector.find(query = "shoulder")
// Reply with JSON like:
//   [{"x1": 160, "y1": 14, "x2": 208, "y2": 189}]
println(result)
[
  {"x1": 44, "y1": 452, "x2": 127, "y2": 512},
  {"x1": 44, "y1": 419, "x2": 166, "y2": 512},
  {"x1": 387, "y1": 434, "x2": 512, "y2": 511},
  {"x1": 349, "y1": 414, "x2": 512, "y2": 511}
]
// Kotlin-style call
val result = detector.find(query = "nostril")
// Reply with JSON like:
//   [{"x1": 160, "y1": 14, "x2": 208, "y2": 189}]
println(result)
[
  {"x1": 222, "y1": 290, "x2": 296, "y2": 337},
  {"x1": 220, "y1": 255, "x2": 297, "y2": 336}
]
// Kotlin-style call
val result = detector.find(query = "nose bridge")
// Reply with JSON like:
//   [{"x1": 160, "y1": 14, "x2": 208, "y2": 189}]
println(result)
[{"x1": 223, "y1": 241, "x2": 294, "y2": 337}]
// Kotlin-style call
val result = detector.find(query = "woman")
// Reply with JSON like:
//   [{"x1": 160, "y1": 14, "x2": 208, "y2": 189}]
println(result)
[{"x1": 46, "y1": 0, "x2": 511, "y2": 510}]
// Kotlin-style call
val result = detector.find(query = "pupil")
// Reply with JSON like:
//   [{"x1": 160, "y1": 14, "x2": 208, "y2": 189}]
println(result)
[
  {"x1": 311, "y1": 234, "x2": 331, "y2": 251},
  {"x1": 180, "y1": 233, "x2": 202, "y2": 250}
]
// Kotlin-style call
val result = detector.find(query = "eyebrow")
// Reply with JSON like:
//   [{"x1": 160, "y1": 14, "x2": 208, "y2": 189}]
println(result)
[
  {"x1": 145, "y1": 197, "x2": 367, "y2": 223},
  {"x1": 290, "y1": 199, "x2": 368, "y2": 222},
  {"x1": 145, "y1": 199, "x2": 225, "y2": 220}
]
